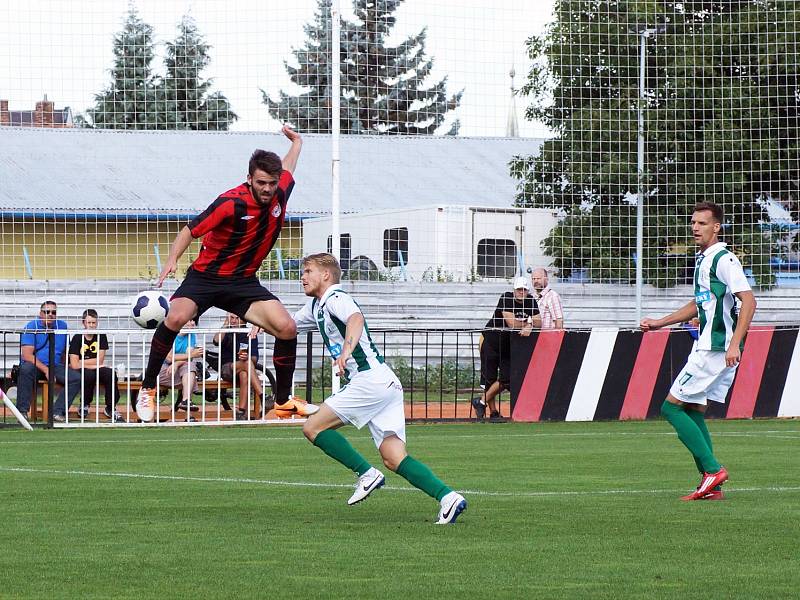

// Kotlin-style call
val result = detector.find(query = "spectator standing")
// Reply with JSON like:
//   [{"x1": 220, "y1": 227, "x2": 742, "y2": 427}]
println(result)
[
  {"x1": 16, "y1": 301, "x2": 68, "y2": 420},
  {"x1": 53, "y1": 309, "x2": 124, "y2": 423},
  {"x1": 472, "y1": 277, "x2": 539, "y2": 422},
  {"x1": 214, "y1": 313, "x2": 267, "y2": 419},
  {"x1": 530, "y1": 267, "x2": 564, "y2": 329}
]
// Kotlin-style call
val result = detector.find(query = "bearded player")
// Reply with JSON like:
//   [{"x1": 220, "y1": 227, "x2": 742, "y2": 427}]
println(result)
[{"x1": 135, "y1": 125, "x2": 317, "y2": 422}]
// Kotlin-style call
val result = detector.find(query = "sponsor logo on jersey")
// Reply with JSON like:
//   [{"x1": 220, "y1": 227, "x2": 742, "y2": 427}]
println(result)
[
  {"x1": 328, "y1": 343, "x2": 342, "y2": 358},
  {"x1": 695, "y1": 290, "x2": 711, "y2": 304},
  {"x1": 241, "y1": 215, "x2": 255, "y2": 220}
]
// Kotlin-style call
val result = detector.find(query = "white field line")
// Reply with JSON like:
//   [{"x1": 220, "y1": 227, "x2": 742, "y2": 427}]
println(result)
[
  {"x1": 0, "y1": 430, "x2": 798, "y2": 446},
  {"x1": 1, "y1": 465, "x2": 799, "y2": 498}
]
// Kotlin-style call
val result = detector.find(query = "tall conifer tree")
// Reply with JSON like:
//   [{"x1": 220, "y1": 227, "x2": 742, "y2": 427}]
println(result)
[{"x1": 264, "y1": 0, "x2": 462, "y2": 135}]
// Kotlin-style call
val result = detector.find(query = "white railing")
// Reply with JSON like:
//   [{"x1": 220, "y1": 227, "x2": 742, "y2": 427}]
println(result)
[{"x1": 3, "y1": 327, "x2": 306, "y2": 428}]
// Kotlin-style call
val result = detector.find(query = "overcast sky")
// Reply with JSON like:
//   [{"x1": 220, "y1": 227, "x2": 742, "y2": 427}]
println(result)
[{"x1": 0, "y1": 0, "x2": 554, "y2": 137}]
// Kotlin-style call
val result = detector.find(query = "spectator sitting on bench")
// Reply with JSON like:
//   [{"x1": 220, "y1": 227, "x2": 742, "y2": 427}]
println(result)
[
  {"x1": 53, "y1": 309, "x2": 124, "y2": 423},
  {"x1": 16, "y1": 300, "x2": 68, "y2": 421},
  {"x1": 213, "y1": 313, "x2": 269, "y2": 419},
  {"x1": 157, "y1": 318, "x2": 203, "y2": 417}
]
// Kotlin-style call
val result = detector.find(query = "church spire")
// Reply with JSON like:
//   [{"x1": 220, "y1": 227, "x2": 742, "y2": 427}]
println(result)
[{"x1": 506, "y1": 65, "x2": 519, "y2": 137}]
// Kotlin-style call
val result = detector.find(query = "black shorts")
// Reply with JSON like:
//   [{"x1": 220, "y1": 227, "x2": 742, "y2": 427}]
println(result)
[
  {"x1": 172, "y1": 268, "x2": 279, "y2": 320},
  {"x1": 480, "y1": 330, "x2": 511, "y2": 388}
]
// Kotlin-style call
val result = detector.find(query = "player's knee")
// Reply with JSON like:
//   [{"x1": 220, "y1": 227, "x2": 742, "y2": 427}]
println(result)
[
  {"x1": 381, "y1": 455, "x2": 402, "y2": 472},
  {"x1": 302, "y1": 420, "x2": 318, "y2": 442},
  {"x1": 274, "y1": 320, "x2": 297, "y2": 340},
  {"x1": 164, "y1": 311, "x2": 190, "y2": 330}
]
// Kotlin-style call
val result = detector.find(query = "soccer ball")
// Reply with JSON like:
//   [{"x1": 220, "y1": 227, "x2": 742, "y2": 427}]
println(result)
[{"x1": 131, "y1": 291, "x2": 169, "y2": 329}]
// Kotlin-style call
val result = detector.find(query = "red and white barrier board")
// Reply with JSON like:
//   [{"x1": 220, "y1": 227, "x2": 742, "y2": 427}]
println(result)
[{"x1": 510, "y1": 326, "x2": 800, "y2": 421}]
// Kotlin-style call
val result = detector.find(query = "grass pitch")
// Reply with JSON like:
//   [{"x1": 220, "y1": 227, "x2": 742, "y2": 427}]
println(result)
[{"x1": 1, "y1": 419, "x2": 798, "y2": 599}]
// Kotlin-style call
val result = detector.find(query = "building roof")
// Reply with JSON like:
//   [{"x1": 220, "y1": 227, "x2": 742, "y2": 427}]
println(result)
[
  {"x1": 0, "y1": 127, "x2": 542, "y2": 217},
  {"x1": 5, "y1": 108, "x2": 73, "y2": 126}
]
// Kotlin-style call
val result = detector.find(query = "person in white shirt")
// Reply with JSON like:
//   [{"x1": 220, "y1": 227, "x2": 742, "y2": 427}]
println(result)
[
  {"x1": 641, "y1": 201, "x2": 756, "y2": 501},
  {"x1": 294, "y1": 253, "x2": 467, "y2": 524},
  {"x1": 530, "y1": 268, "x2": 564, "y2": 329}
]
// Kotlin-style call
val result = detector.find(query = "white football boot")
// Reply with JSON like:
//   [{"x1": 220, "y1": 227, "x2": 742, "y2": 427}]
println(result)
[
  {"x1": 436, "y1": 491, "x2": 467, "y2": 524},
  {"x1": 347, "y1": 467, "x2": 385, "y2": 505}
]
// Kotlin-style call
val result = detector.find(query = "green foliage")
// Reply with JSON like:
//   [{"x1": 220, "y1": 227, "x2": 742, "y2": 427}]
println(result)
[
  {"x1": 388, "y1": 355, "x2": 478, "y2": 392},
  {"x1": 511, "y1": 0, "x2": 798, "y2": 288},
  {"x1": 84, "y1": 7, "x2": 236, "y2": 130},
  {"x1": 85, "y1": 6, "x2": 165, "y2": 129},
  {"x1": 162, "y1": 15, "x2": 237, "y2": 130},
  {"x1": 420, "y1": 266, "x2": 455, "y2": 282},
  {"x1": 263, "y1": 0, "x2": 462, "y2": 135}
]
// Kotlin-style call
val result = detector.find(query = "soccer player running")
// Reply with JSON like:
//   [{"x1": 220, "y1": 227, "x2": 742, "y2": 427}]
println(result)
[
  {"x1": 640, "y1": 201, "x2": 756, "y2": 500},
  {"x1": 294, "y1": 253, "x2": 467, "y2": 524},
  {"x1": 135, "y1": 125, "x2": 317, "y2": 422}
]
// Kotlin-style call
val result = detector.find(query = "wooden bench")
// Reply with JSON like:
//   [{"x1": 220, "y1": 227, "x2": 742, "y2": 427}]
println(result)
[{"x1": 38, "y1": 378, "x2": 237, "y2": 422}]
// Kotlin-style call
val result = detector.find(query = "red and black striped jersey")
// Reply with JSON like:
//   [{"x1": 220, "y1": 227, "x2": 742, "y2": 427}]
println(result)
[{"x1": 188, "y1": 170, "x2": 294, "y2": 278}]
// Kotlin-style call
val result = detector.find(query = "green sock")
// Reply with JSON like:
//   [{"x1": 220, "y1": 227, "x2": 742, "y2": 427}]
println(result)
[
  {"x1": 396, "y1": 455, "x2": 451, "y2": 501},
  {"x1": 686, "y1": 408, "x2": 722, "y2": 489},
  {"x1": 661, "y1": 401, "x2": 721, "y2": 474},
  {"x1": 313, "y1": 430, "x2": 371, "y2": 476}
]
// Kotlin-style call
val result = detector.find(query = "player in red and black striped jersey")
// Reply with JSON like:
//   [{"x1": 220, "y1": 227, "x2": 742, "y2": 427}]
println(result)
[{"x1": 134, "y1": 125, "x2": 318, "y2": 422}]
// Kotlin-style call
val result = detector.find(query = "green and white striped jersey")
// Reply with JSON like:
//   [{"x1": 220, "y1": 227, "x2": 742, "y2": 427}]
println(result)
[
  {"x1": 293, "y1": 286, "x2": 385, "y2": 381},
  {"x1": 693, "y1": 242, "x2": 751, "y2": 351}
]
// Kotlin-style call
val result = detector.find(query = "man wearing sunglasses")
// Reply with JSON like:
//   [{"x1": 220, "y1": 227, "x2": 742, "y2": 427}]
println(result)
[{"x1": 16, "y1": 301, "x2": 69, "y2": 420}]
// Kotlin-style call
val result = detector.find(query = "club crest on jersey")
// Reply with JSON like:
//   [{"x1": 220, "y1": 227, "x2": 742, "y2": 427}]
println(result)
[{"x1": 271, "y1": 205, "x2": 282, "y2": 217}]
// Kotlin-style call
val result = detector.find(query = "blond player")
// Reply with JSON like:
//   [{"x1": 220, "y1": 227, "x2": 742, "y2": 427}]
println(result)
[{"x1": 294, "y1": 253, "x2": 467, "y2": 524}]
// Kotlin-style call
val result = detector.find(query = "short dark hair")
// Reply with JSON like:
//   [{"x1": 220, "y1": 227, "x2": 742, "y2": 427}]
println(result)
[
  {"x1": 249, "y1": 150, "x2": 283, "y2": 177},
  {"x1": 40, "y1": 300, "x2": 57, "y2": 310},
  {"x1": 82, "y1": 308, "x2": 98, "y2": 321},
  {"x1": 693, "y1": 201, "x2": 724, "y2": 223}
]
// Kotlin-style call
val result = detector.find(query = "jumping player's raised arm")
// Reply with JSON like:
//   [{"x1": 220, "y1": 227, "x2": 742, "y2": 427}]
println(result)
[{"x1": 280, "y1": 125, "x2": 303, "y2": 174}]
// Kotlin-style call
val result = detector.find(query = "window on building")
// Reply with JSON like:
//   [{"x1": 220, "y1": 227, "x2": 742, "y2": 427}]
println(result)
[
  {"x1": 326, "y1": 233, "x2": 352, "y2": 269},
  {"x1": 477, "y1": 238, "x2": 517, "y2": 278},
  {"x1": 383, "y1": 227, "x2": 409, "y2": 268}
]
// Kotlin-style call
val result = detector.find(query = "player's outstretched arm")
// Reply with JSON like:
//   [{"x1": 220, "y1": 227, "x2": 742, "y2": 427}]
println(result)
[
  {"x1": 281, "y1": 124, "x2": 302, "y2": 173},
  {"x1": 640, "y1": 299, "x2": 697, "y2": 331},
  {"x1": 157, "y1": 226, "x2": 194, "y2": 287}
]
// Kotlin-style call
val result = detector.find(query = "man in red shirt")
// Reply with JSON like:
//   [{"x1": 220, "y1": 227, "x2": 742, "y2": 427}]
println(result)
[{"x1": 135, "y1": 125, "x2": 317, "y2": 422}]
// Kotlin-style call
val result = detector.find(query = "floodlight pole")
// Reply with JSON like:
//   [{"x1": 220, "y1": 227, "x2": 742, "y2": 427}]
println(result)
[
  {"x1": 331, "y1": 0, "x2": 342, "y2": 393},
  {"x1": 331, "y1": 0, "x2": 341, "y2": 263},
  {"x1": 636, "y1": 28, "x2": 658, "y2": 325}
]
